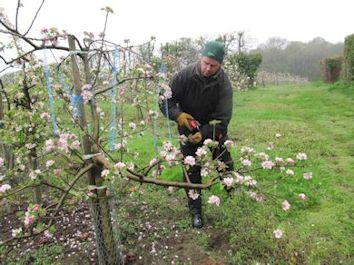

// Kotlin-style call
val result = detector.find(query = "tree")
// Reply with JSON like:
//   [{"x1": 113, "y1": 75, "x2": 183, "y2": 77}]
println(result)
[
  {"x1": 1, "y1": 3, "x2": 312, "y2": 264},
  {"x1": 256, "y1": 37, "x2": 344, "y2": 81}
]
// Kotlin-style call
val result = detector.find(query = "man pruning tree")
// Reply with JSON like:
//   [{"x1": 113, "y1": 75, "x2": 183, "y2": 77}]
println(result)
[{"x1": 160, "y1": 40, "x2": 234, "y2": 228}]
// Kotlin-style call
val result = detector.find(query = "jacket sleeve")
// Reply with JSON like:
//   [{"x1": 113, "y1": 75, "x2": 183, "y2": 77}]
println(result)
[
  {"x1": 159, "y1": 72, "x2": 184, "y2": 121},
  {"x1": 200, "y1": 75, "x2": 233, "y2": 140}
]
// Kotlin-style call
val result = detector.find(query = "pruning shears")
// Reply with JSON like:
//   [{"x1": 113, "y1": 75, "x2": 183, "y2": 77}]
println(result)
[{"x1": 188, "y1": 118, "x2": 201, "y2": 132}]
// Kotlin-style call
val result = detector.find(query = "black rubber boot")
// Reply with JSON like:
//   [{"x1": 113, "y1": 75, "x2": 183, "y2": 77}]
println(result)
[{"x1": 192, "y1": 213, "x2": 203, "y2": 228}]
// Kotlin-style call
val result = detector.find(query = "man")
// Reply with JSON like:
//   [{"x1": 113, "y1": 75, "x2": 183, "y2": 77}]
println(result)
[{"x1": 160, "y1": 40, "x2": 234, "y2": 228}]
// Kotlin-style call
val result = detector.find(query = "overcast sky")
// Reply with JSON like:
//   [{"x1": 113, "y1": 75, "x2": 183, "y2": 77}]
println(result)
[{"x1": 1, "y1": 0, "x2": 352, "y2": 47}]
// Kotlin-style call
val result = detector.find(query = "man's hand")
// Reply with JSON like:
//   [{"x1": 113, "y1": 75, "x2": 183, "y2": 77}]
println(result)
[
  {"x1": 177, "y1": 112, "x2": 194, "y2": 130},
  {"x1": 188, "y1": 132, "x2": 202, "y2": 144}
]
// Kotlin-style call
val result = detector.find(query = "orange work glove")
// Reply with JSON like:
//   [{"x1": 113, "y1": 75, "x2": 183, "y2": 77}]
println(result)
[
  {"x1": 176, "y1": 112, "x2": 194, "y2": 130},
  {"x1": 188, "y1": 132, "x2": 202, "y2": 144}
]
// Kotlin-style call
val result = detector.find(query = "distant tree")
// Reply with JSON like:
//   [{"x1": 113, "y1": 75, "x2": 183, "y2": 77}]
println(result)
[{"x1": 255, "y1": 37, "x2": 344, "y2": 81}]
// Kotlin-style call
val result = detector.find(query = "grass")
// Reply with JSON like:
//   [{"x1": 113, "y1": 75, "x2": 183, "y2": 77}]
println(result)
[
  {"x1": 228, "y1": 82, "x2": 354, "y2": 264},
  {"x1": 122, "y1": 82, "x2": 354, "y2": 264}
]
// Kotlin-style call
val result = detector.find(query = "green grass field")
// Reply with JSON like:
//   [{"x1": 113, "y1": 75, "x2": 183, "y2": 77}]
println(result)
[
  {"x1": 226, "y1": 82, "x2": 354, "y2": 264},
  {"x1": 122, "y1": 81, "x2": 354, "y2": 264}
]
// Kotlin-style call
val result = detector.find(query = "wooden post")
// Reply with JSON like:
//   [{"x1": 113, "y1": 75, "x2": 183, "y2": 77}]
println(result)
[{"x1": 68, "y1": 35, "x2": 119, "y2": 265}]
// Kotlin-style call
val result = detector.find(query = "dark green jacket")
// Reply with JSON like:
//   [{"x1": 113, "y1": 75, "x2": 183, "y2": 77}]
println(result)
[{"x1": 160, "y1": 61, "x2": 233, "y2": 141}]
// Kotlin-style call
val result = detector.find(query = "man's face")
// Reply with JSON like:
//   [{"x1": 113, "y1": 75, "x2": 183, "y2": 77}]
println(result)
[{"x1": 200, "y1": 56, "x2": 221, "y2": 77}]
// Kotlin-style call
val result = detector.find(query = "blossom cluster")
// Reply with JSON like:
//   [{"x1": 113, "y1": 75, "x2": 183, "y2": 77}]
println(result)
[
  {"x1": 159, "y1": 141, "x2": 181, "y2": 167},
  {"x1": 45, "y1": 132, "x2": 80, "y2": 153}
]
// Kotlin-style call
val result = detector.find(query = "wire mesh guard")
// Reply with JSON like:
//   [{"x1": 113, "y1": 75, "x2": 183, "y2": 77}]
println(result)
[{"x1": 88, "y1": 195, "x2": 124, "y2": 265}]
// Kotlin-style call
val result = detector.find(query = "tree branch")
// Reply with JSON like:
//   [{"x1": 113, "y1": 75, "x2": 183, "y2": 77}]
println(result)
[
  {"x1": 24, "y1": 0, "x2": 46, "y2": 36},
  {"x1": 125, "y1": 169, "x2": 219, "y2": 189},
  {"x1": 15, "y1": 0, "x2": 21, "y2": 31},
  {"x1": 94, "y1": 75, "x2": 153, "y2": 96}
]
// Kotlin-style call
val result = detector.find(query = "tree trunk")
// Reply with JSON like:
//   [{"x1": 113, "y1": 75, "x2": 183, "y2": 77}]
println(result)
[{"x1": 68, "y1": 36, "x2": 120, "y2": 265}]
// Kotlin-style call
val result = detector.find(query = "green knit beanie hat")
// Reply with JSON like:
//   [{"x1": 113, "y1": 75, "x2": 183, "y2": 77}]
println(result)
[{"x1": 201, "y1": 41, "x2": 225, "y2": 63}]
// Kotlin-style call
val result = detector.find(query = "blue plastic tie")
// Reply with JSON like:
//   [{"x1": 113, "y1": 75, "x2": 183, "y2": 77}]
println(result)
[
  {"x1": 109, "y1": 46, "x2": 119, "y2": 150},
  {"x1": 43, "y1": 49, "x2": 58, "y2": 135},
  {"x1": 57, "y1": 67, "x2": 77, "y2": 117}
]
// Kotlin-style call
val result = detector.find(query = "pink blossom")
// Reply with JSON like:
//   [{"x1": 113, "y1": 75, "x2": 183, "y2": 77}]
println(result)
[
  {"x1": 208, "y1": 195, "x2": 220, "y2": 206},
  {"x1": 163, "y1": 141, "x2": 173, "y2": 151},
  {"x1": 44, "y1": 230, "x2": 53, "y2": 238},
  {"x1": 285, "y1": 169, "x2": 294, "y2": 176},
  {"x1": 257, "y1": 152, "x2": 269, "y2": 161},
  {"x1": 114, "y1": 140, "x2": 127, "y2": 150},
  {"x1": 195, "y1": 147, "x2": 207, "y2": 157},
  {"x1": 163, "y1": 90, "x2": 172, "y2": 99},
  {"x1": 129, "y1": 122, "x2": 137, "y2": 130},
  {"x1": 222, "y1": 177, "x2": 234, "y2": 187},
  {"x1": 203, "y1": 139, "x2": 217, "y2": 147},
  {"x1": 296, "y1": 152, "x2": 308, "y2": 161},
  {"x1": 275, "y1": 157, "x2": 284, "y2": 164},
  {"x1": 303, "y1": 172, "x2": 313, "y2": 180},
  {"x1": 286, "y1": 158, "x2": 295, "y2": 165},
  {"x1": 82, "y1": 84, "x2": 92, "y2": 90},
  {"x1": 60, "y1": 132, "x2": 76, "y2": 140},
  {"x1": 24, "y1": 215, "x2": 35, "y2": 227},
  {"x1": 184, "y1": 156, "x2": 196, "y2": 166},
  {"x1": 127, "y1": 163, "x2": 135, "y2": 171},
  {"x1": 248, "y1": 179, "x2": 257, "y2": 187},
  {"x1": 70, "y1": 140, "x2": 81, "y2": 150},
  {"x1": 249, "y1": 191, "x2": 264, "y2": 202},
  {"x1": 0, "y1": 157, "x2": 4, "y2": 168},
  {"x1": 101, "y1": 169, "x2": 110, "y2": 177},
  {"x1": 203, "y1": 139, "x2": 213, "y2": 146},
  {"x1": 114, "y1": 162, "x2": 126, "y2": 170},
  {"x1": 165, "y1": 153, "x2": 176, "y2": 162},
  {"x1": 54, "y1": 168, "x2": 62, "y2": 177},
  {"x1": 149, "y1": 158, "x2": 158, "y2": 166},
  {"x1": 40, "y1": 112, "x2": 50, "y2": 120},
  {"x1": 261, "y1": 160, "x2": 275, "y2": 170},
  {"x1": 45, "y1": 139, "x2": 55, "y2": 152},
  {"x1": 41, "y1": 28, "x2": 49, "y2": 34},
  {"x1": 200, "y1": 167, "x2": 209, "y2": 177},
  {"x1": 57, "y1": 138, "x2": 68, "y2": 152},
  {"x1": 298, "y1": 193, "x2": 307, "y2": 201},
  {"x1": 241, "y1": 159, "x2": 252, "y2": 167},
  {"x1": 0, "y1": 184, "x2": 11, "y2": 193},
  {"x1": 224, "y1": 140, "x2": 235, "y2": 148},
  {"x1": 273, "y1": 229, "x2": 283, "y2": 239},
  {"x1": 282, "y1": 200, "x2": 291, "y2": 211},
  {"x1": 11, "y1": 228, "x2": 22, "y2": 237},
  {"x1": 33, "y1": 204, "x2": 41, "y2": 212},
  {"x1": 240, "y1": 146, "x2": 255, "y2": 156},
  {"x1": 188, "y1": 190, "x2": 200, "y2": 200},
  {"x1": 46, "y1": 160, "x2": 55, "y2": 168},
  {"x1": 81, "y1": 90, "x2": 93, "y2": 104},
  {"x1": 29, "y1": 170, "x2": 38, "y2": 180},
  {"x1": 235, "y1": 173, "x2": 244, "y2": 183}
]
